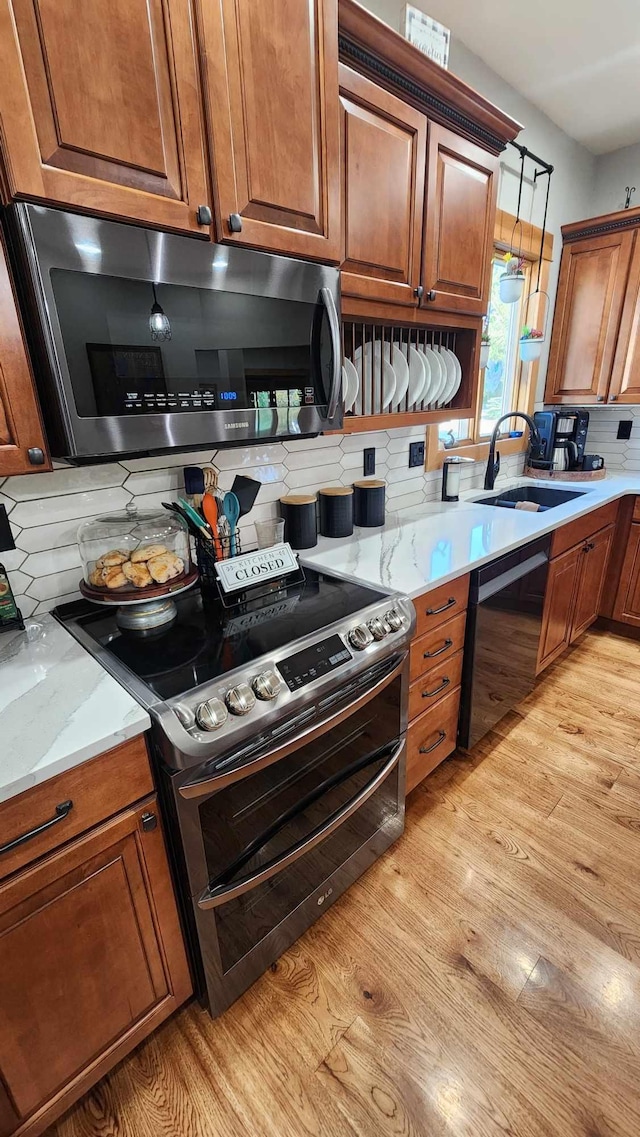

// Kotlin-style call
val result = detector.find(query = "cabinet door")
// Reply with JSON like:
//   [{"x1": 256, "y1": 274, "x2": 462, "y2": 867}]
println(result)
[
  {"x1": 613, "y1": 522, "x2": 640, "y2": 627},
  {"x1": 570, "y1": 523, "x2": 614, "y2": 641},
  {"x1": 537, "y1": 545, "x2": 581, "y2": 673},
  {"x1": 198, "y1": 0, "x2": 340, "y2": 261},
  {"x1": 421, "y1": 124, "x2": 497, "y2": 316},
  {"x1": 544, "y1": 231, "x2": 635, "y2": 404},
  {"x1": 0, "y1": 231, "x2": 50, "y2": 476},
  {"x1": 609, "y1": 235, "x2": 640, "y2": 403},
  {"x1": 0, "y1": 0, "x2": 210, "y2": 234},
  {"x1": 339, "y1": 64, "x2": 426, "y2": 305},
  {"x1": 0, "y1": 798, "x2": 190, "y2": 1131}
]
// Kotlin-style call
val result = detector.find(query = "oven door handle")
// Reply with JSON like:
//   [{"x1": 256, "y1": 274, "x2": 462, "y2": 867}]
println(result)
[
  {"x1": 320, "y1": 286, "x2": 342, "y2": 421},
  {"x1": 179, "y1": 653, "x2": 406, "y2": 799},
  {"x1": 196, "y1": 737, "x2": 403, "y2": 910}
]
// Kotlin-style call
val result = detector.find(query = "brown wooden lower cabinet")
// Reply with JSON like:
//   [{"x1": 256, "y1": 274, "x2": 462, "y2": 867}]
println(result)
[
  {"x1": 0, "y1": 750, "x2": 191, "y2": 1137},
  {"x1": 406, "y1": 686, "x2": 461, "y2": 793},
  {"x1": 538, "y1": 522, "x2": 615, "y2": 673},
  {"x1": 408, "y1": 650, "x2": 463, "y2": 722},
  {"x1": 612, "y1": 521, "x2": 640, "y2": 626}
]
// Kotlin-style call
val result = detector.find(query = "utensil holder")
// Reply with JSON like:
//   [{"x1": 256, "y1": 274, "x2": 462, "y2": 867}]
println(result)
[
  {"x1": 195, "y1": 531, "x2": 242, "y2": 587},
  {"x1": 280, "y1": 494, "x2": 318, "y2": 550},
  {"x1": 353, "y1": 479, "x2": 386, "y2": 527},
  {"x1": 319, "y1": 487, "x2": 353, "y2": 538}
]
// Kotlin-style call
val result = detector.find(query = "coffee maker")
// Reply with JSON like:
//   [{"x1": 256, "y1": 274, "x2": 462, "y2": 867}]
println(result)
[{"x1": 530, "y1": 409, "x2": 589, "y2": 472}]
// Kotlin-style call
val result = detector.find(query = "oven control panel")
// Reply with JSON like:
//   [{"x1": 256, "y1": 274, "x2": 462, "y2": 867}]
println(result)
[{"x1": 276, "y1": 634, "x2": 352, "y2": 692}]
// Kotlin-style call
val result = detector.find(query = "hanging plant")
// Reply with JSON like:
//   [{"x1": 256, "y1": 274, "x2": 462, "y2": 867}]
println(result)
[
  {"x1": 480, "y1": 331, "x2": 490, "y2": 369},
  {"x1": 519, "y1": 326, "x2": 544, "y2": 362},
  {"x1": 499, "y1": 252, "x2": 526, "y2": 303}
]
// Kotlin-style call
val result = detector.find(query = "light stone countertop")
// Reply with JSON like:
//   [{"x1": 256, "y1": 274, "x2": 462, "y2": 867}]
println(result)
[
  {"x1": 0, "y1": 614, "x2": 150, "y2": 805},
  {"x1": 301, "y1": 474, "x2": 640, "y2": 599}
]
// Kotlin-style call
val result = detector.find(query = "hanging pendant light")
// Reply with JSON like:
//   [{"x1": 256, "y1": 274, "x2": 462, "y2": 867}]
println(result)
[{"x1": 149, "y1": 283, "x2": 171, "y2": 341}]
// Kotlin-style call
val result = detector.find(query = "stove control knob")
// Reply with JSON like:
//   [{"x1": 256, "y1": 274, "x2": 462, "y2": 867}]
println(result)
[
  {"x1": 195, "y1": 697, "x2": 228, "y2": 732},
  {"x1": 252, "y1": 669, "x2": 283, "y2": 701},
  {"x1": 385, "y1": 608, "x2": 404, "y2": 632},
  {"x1": 348, "y1": 624, "x2": 374, "y2": 651},
  {"x1": 225, "y1": 682, "x2": 256, "y2": 716},
  {"x1": 368, "y1": 616, "x2": 389, "y2": 641}
]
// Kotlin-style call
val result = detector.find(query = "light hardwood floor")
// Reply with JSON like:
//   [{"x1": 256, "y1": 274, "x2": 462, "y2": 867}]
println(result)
[{"x1": 51, "y1": 626, "x2": 640, "y2": 1137}]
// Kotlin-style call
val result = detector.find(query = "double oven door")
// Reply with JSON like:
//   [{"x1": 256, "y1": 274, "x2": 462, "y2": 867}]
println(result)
[{"x1": 168, "y1": 653, "x2": 407, "y2": 1017}]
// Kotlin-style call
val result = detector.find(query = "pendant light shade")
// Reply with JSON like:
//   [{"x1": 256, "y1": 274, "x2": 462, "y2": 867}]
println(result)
[{"x1": 149, "y1": 283, "x2": 171, "y2": 341}]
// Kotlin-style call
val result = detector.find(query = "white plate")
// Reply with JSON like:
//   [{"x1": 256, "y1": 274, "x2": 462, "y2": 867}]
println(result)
[
  {"x1": 353, "y1": 343, "x2": 396, "y2": 414},
  {"x1": 415, "y1": 347, "x2": 432, "y2": 408},
  {"x1": 448, "y1": 349, "x2": 463, "y2": 403},
  {"x1": 438, "y1": 347, "x2": 458, "y2": 405},
  {"x1": 342, "y1": 358, "x2": 359, "y2": 412},
  {"x1": 406, "y1": 346, "x2": 426, "y2": 408},
  {"x1": 422, "y1": 347, "x2": 446, "y2": 407},
  {"x1": 384, "y1": 343, "x2": 410, "y2": 408}
]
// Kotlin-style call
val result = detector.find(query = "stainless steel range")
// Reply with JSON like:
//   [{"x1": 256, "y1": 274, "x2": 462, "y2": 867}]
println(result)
[{"x1": 56, "y1": 570, "x2": 415, "y2": 1016}]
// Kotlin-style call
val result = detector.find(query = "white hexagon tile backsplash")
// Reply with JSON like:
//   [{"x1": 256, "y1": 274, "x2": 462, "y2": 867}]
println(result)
[{"x1": 0, "y1": 428, "x2": 525, "y2": 617}]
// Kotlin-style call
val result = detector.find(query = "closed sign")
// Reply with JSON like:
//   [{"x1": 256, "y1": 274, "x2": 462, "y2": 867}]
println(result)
[{"x1": 215, "y1": 543, "x2": 299, "y2": 594}]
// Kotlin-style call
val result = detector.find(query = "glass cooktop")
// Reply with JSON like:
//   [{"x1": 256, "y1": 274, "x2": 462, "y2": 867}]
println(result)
[{"x1": 55, "y1": 570, "x2": 388, "y2": 702}]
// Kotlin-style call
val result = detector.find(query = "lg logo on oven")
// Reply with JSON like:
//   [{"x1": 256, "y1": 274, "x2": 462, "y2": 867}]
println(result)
[{"x1": 317, "y1": 887, "x2": 333, "y2": 906}]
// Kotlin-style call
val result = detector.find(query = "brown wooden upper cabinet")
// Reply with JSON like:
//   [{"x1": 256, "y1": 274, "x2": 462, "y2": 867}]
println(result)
[
  {"x1": 544, "y1": 214, "x2": 638, "y2": 405},
  {"x1": 197, "y1": 0, "x2": 341, "y2": 262},
  {"x1": 0, "y1": 0, "x2": 211, "y2": 234},
  {"x1": 421, "y1": 125, "x2": 498, "y2": 316},
  {"x1": 339, "y1": 64, "x2": 426, "y2": 306},
  {"x1": 0, "y1": 231, "x2": 50, "y2": 476}
]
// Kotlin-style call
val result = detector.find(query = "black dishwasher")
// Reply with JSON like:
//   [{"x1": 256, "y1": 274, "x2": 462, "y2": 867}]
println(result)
[{"x1": 459, "y1": 535, "x2": 550, "y2": 750}]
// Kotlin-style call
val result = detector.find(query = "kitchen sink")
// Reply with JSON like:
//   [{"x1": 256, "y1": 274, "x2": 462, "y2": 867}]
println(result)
[{"x1": 477, "y1": 486, "x2": 587, "y2": 511}]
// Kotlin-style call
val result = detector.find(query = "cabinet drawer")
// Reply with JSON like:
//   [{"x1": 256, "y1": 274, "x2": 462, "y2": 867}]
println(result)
[
  {"x1": 0, "y1": 735, "x2": 153, "y2": 882},
  {"x1": 406, "y1": 686, "x2": 460, "y2": 794},
  {"x1": 410, "y1": 611, "x2": 466, "y2": 682},
  {"x1": 550, "y1": 502, "x2": 619, "y2": 557},
  {"x1": 413, "y1": 575, "x2": 469, "y2": 640},
  {"x1": 408, "y1": 650, "x2": 463, "y2": 722}
]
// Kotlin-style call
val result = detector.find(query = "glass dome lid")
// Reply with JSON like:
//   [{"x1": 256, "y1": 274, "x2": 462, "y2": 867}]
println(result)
[{"x1": 77, "y1": 503, "x2": 191, "y2": 594}]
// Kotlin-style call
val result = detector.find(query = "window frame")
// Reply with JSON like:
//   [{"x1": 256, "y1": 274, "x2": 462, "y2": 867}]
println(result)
[{"x1": 425, "y1": 210, "x2": 553, "y2": 471}]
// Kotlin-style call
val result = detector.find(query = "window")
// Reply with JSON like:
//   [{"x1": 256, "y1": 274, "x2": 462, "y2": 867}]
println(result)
[{"x1": 427, "y1": 211, "x2": 551, "y2": 471}]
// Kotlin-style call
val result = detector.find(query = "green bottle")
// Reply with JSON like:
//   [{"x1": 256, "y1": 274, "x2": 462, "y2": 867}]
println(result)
[{"x1": 0, "y1": 564, "x2": 24, "y2": 631}]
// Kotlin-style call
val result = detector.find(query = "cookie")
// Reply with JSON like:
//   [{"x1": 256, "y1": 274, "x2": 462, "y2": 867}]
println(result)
[
  {"x1": 147, "y1": 553, "x2": 184, "y2": 584},
  {"x1": 89, "y1": 566, "x2": 106, "y2": 587},
  {"x1": 122, "y1": 560, "x2": 153, "y2": 588},
  {"x1": 131, "y1": 544, "x2": 169, "y2": 563},
  {"x1": 97, "y1": 549, "x2": 129, "y2": 568},
  {"x1": 103, "y1": 567, "x2": 128, "y2": 589}
]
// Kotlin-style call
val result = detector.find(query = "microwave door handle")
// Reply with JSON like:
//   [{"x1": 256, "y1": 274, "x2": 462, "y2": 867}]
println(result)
[
  {"x1": 179, "y1": 653, "x2": 406, "y2": 799},
  {"x1": 196, "y1": 737, "x2": 403, "y2": 910},
  {"x1": 320, "y1": 286, "x2": 342, "y2": 421}
]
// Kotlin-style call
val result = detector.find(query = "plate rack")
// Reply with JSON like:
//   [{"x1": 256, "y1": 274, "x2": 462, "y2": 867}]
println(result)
[{"x1": 340, "y1": 318, "x2": 480, "y2": 433}]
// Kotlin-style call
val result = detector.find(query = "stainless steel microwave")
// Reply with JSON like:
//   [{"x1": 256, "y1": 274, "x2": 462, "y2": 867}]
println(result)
[{"x1": 8, "y1": 204, "x2": 342, "y2": 460}]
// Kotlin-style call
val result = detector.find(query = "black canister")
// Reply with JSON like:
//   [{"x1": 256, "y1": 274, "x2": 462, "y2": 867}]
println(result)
[
  {"x1": 353, "y1": 479, "x2": 386, "y2": 527},
  {"x1": 279, "y1": 494, "x2": 318, "y2": 549},
  {"x1": 319, "y1": 486, "x2": 354, "y2": 538}
]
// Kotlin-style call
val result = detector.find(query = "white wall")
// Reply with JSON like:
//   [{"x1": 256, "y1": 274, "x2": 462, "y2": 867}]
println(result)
[
  {"x1": 590, "y1": 142, "x2": 640, "y2": 216},
  {"x1": 357, "y1": 0, "x2": 598, "y2": 400}
]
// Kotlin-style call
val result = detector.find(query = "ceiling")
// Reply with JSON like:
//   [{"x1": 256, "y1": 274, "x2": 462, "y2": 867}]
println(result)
[{"x1": 410, "y1": 0, "x2": 640, "y2": 154}]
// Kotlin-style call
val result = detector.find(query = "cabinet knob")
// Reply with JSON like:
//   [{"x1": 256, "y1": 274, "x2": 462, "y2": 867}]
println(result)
[
  {"x1": 140, "y1": 811, "x2": 157, "y2": 833},
  {"x1": 196, "y1": 204, "x2": 212, "y2": 226},
  {"x1": 414, "y1": 285, "x2": 424, "y2": 299},
  {"x1": 426, "y1": 289, "x2": 437, "y2": 302},
  {"x1": 609, "y1": 394, "x2": 618, "y2": 401},
  {"x1": 27, "y1": 447, "x2": 45, "y2": 465},
  {"x1": 596, "y1": 395, "x2": 604, "y2": 402},
  {"x1": 228, "y1": 213, "x2": 243, "y2": 234}
]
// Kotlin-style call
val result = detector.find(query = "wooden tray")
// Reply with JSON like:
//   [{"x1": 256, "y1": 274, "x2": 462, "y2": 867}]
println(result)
[
  {"x1": 79, "y1": 566, "x2": 199, "y2": 605},
  {"x1": 524, "y1": 466, "x2": 606, "y2": 482}
]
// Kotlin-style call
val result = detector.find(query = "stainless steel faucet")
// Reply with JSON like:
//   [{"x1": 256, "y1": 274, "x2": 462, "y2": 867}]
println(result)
[{"x1": 484, "y1": 412, "x2": 541, "y2": 491}]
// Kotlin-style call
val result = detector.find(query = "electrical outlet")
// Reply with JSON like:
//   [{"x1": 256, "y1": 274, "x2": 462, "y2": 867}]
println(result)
[
  {"x1": 409, "y1": 441, "x2": 425, "y2": 468},
  {"x1": 363, "y1": 447, "x2": 375, "y2": 476},
  {"x1": 617, "y1": 420, "x2": 632, "y2": 440}
]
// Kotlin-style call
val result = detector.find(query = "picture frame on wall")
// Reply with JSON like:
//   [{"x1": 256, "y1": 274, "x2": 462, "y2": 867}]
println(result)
[{"x1": 403, "y1": 4, "x2": 450, "y2": 69}]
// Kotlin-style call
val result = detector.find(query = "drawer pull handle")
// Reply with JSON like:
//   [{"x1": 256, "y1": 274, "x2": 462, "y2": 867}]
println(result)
[
  {"x1": 426, "y1": 597, "x2": 456, "y2": 616},
  {"x1": 0, "y1": 799, "x2": 73, "y2": 857},
  {"x1": 422, "y1": 677, "x2": 450, "y2": 699},
  {"x1": 419, "y1": 731, "x2": 446, "y2": 756},
  {"x1": 424, "y1": 638, "x2": 453, "y2": 659}
]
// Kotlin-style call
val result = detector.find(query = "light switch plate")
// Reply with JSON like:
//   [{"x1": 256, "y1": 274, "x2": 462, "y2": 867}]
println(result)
[{"x1": 409, "y1": 441, "x2": 425, "y2": 468}]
